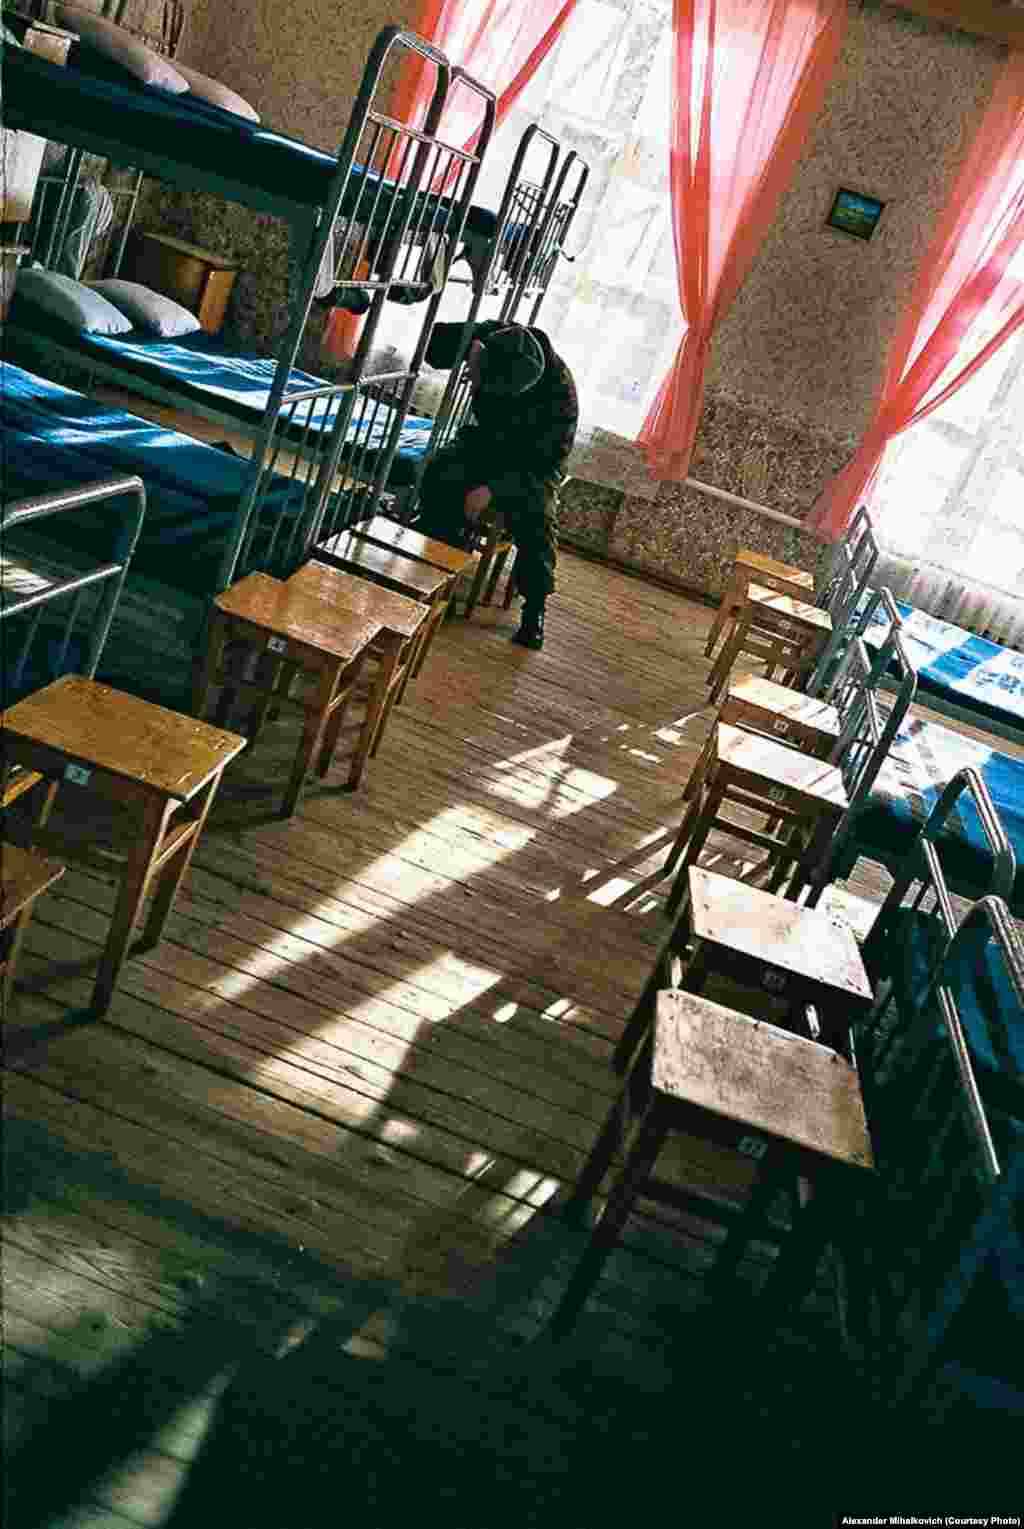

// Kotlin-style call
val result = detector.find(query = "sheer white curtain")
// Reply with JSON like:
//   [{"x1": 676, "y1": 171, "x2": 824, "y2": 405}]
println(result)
[
  {"x1": 870, "y1": 243, "x2": 1024, "y2": 605},
  {"x1": 377, "y1": 0, "x2": 679, "y2": 484}
]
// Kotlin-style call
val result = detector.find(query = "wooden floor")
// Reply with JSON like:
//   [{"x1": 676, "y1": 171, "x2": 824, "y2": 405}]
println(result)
[{"x1": 3, "y1": 552, "x2": 1003, "y2": 1525}]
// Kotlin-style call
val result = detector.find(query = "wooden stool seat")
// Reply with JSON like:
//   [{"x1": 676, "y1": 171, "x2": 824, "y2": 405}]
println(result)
[
  {"x1": 2, "y1": 676, "x2": 244, "y2": 1014},
  {"x1": 1, "y1": 842, "x2": 65, "y2": 1005},
  {"x1": 550, "y1": 986, "x2": 873, "y2": 1338},
  {"x1": 288, "y1": 560, "x2": 428, "y2": 772},
  {"x1": 709, "y1": 583, "x2": 832, "y2": 703},
  {"x1": 349, "y1": 516, "x2": 478, "y2": 577},
  {"x1": 615, "y1": 865, "x2": 872, "y2": 1069},
  {"x1": 721, "y1": 674, "x2": 840, "y2": 757},
  {"x1": 705, "y1": 549, "x2": 814, "y2": 659},
  {"x1": 665, "y1": 722, "x2": 848, "y2": 913},
  {"x1": 314, "y1": 530, "x2": 453, "y2": 684},
  {"x1": 195, "y1": 572, "x2": 383, "y2": 813}
]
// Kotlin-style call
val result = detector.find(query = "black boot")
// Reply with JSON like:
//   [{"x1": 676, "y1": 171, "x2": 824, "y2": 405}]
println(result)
[{"x1": 512, "y1": 602, "x2": 545, "y2": 650}]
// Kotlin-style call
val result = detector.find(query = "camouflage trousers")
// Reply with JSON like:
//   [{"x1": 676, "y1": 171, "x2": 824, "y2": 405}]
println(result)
[{"x1": 417, "y1": 440, "x2": 559, "y2": 606}]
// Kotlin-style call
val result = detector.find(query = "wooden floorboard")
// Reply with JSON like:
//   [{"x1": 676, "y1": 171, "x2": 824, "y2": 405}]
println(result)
[{"x1": 6, "y1": 542, "x2": 1000, "y2": 1523}]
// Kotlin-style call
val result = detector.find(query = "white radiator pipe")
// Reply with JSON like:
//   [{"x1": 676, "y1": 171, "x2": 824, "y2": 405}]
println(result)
[{"x1": 684, "y1": 476, "x2": 804, "y2": 530}]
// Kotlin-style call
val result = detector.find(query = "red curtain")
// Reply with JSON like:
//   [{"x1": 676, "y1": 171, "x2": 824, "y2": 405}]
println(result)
[
  {"x1": 809, "y1": 51, "x2": 1024, "y2": 541},
  {"x1": 637, "y1": 0, "x2": 846, "y2": 482}
]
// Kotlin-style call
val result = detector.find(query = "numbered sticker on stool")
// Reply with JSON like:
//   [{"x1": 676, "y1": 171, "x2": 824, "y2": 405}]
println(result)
[
  {"x1": 738, "y1": 1135, "x2": 768, "y2": 1160},
  {"x1": 64, "y1": 763, "x2": 92, "y2": 787},
  {"x1": 767, "y1": 786, "x2": 787, "y2": 803},
  {"x1": 267, "y1": 636, "x2": 287, "y2": 655},
  {"x1": 762, "y1": 967, "x2": 788, "y2": 994},
  {"x1": 772, "y1": 719, "x2": 790, "y2": 734}
]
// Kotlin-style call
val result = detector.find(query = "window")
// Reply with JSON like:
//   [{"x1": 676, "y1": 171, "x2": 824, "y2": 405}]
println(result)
[
  {"x1": 871, "y1": 244, "x2": 1024, "y2": 599},
  {"x1": 376, "y1": 0, "x2": 679, "y2": 462}
]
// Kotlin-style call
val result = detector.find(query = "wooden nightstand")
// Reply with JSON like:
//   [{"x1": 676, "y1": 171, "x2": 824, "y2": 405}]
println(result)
[{"x1": 125, "y1": 231, "x2": 240, "y2": 335}]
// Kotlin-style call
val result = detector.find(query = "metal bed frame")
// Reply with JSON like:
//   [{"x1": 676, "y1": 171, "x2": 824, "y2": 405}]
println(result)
[
  {"x1": 418, "y1": 137, "x2": 590, "y2": 477},
  {"x1": 1, "y1": 474, "x2": 147, "y2": 705},
  {"x1": 6, "y1": 24, "x2": 496, "y2": 596}
]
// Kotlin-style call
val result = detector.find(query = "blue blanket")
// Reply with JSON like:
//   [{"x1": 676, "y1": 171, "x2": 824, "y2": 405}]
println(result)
[
  {"x1": 0, "y1": 364, "x2": 301, "y2": 594},
  {"x1": 863, "y1": 597, "x2": 1024, "y2": 733},
  {"x1": 6, "y1": 323, "x2": 436, "y2": 488},
  {"x1": 845, "y1": 712, "x2": 1024, "y2": 915}
]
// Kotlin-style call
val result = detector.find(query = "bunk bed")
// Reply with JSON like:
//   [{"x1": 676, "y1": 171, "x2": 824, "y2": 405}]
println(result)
[
  {"x1": 9, "y1": 124, "x2": 587, "y2": 530},
  {"x1": 3, "y1": 21, "x2": 497, "y2": 593}
]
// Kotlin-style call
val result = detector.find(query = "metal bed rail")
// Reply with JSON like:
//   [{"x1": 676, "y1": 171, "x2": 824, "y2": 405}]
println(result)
[
  {"x1": 290, "y1": 32, "x2": 496, "y2": 576},
  {"x1": 1, "y1": 474, "x2": 147, "y2": 697},
  {"x1": 423, "y1": 124, "x2": 562, "y2": 463},
  {"x1": 502, "y1": 147, "x2": 590, "y2": 328}
]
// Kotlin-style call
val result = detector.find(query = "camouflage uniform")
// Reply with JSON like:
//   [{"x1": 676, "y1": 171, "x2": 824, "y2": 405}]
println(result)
[{"x1": 417, "y1": 320, "x2": 578, "y2": 606}]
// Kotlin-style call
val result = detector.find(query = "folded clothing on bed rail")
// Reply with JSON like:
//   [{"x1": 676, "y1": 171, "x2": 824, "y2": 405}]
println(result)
[
  {"x1": 3, "y1": 44, "x2": 499, "y2": 234},
  {"x1": 5, "y1": 320, "x2": 436, "y2": 486},
  {"x1": 841, "y1": 711, "x2": 1024, "y2": 915},
  {"x1": 862, "y1": 596, "x2": 1024, "y2": 733}
]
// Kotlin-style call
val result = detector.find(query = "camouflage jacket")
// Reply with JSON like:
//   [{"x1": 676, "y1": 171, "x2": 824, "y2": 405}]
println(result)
[{"x1": 426, "y1": 319, "x2": 578, "y2": 500}]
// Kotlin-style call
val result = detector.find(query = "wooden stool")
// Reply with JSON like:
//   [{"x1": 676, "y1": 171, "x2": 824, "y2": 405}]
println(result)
[
  {"x1": 1, "y1": 676, "x2": 244, "y2": 1015},
  {"x1": 314, "y1": 530, "x2": 452, "y2": 682},
  {"x1": 1, "y1": 843, "x2": 65, "y2": 1007},
  {"x1": 463, "y1": 511, "x2": 516, "y2": 621},
  {"x1": 665, "y1": 722, "x2": 848, "y2": 911},
  {"x1": 705, "y1": 550, "x2": 814, "y2": 660},
  {"x1": 549, "y1": 986, "x2": 874, "y2": 1338},
  {"x1": 194, "y1": 573, "x2": 383, "y2": 814},
  {"x1": 349, "y1": 515, "x2": 478, "y2": 580},
  {"x1": 708, "y1": 584, "x2": 833, "y2": 704},
  {"x1": 287, "y1": 560, "x2": 428, "y2": 771},
  {"x1": 683, "y1": 675, "x2": 840, "y2": 823},
  {"x1": 614, "y1": 865, "x2": 872, "y2": 1072}
]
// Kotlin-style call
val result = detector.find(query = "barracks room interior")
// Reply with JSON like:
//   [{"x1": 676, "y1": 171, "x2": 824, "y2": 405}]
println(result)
[{"x1": 1, "y1": 0, "x2": 1024, "y2": 1521}]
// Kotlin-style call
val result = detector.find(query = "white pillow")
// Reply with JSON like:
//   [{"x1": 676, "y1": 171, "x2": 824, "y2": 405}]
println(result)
[
  {"x1": 55, "y1": 5, "x2": 189, "y2": 92},
  {"x1": 15, "y1": 268, "x2": 134, "y2": 334},
  {"x1": 174, "y1": 62, "x2": 260, "y2": 123},
  {"x1": 89, "y1": 279, "x2": 202, "y2": 337}
]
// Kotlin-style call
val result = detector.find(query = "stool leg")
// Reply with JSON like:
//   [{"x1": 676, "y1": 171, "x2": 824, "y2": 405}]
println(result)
[
  {"x1": 464, "y1": 526, "x2": 497, "y2": 620},
  {"x1": 549, "y1": 1097, "x2": 670, "y2": 1340},
  {"x1": 708, "y1": 614, "x2": 749, "y2": 704},
  {"x1": 483, "y1": 546, "x2": 511, "y2": 606},
  {"x1": 347, "y1": 650, "x2": 397, "y2": 789},
  {"x1": 283, "y1": 664, "x2": 337, "y2": 819},
  {"x1": 502, "y1": 550, "x2": 518, "y2": 609},
  {"x1": 91, "y1": 795, "x2": 174, "y2": 1016},
  {"x1": 666, "y1": 786, "x2": 724, "y2": 917},
  {"x1": 317, "y1": 661, "x2": 362, "y2": 780},
  {"x1": 137, "y1": 772, "x2": 223, "y2": 951},
  {"x1": 3, "y1": 905, "x2": 37, "y2": 1008},
  {"x1": 193, "y1": 610, "x2": 228, "y2": 720},
  {"x1": 756, "y1": 1170, "x2": 836, "y2": 1324},
  {"x1": 411, "y1": 602, "x2": 444, "y2": 680},
  {"x1": 681, "y1": 729, "x2": 714, "y2": 804},
  {"x1": 704, "y1": 588, "x2": 738, "y2": 659},
  {"x1": 711, "y1": 1145, "x2": 792, "y2": 1298}
]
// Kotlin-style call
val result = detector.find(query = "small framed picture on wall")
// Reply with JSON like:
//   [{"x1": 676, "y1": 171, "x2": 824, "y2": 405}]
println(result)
[{"x1": 826, "y1": 188, "x2": 885, "y2": 241}]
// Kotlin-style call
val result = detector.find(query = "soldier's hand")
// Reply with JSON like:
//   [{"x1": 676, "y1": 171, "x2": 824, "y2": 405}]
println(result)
[{"x1": 464, "y1": 485, "x2": 492, "y2": 519}]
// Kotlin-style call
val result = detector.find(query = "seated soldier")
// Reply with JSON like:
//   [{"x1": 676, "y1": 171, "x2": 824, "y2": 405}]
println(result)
[{"x1": 415, "y1": 319, "x2": 578, "y2": 651}]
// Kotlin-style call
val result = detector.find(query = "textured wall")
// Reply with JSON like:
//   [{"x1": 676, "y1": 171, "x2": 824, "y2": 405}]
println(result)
[{"x1": 707, "y1": 0, "x2": 1003, "y2": 440}]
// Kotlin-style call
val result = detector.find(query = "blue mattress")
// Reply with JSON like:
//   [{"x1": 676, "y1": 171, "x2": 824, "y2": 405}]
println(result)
[
  {"x1": 844, "y1": 712, "x2": 1024, "y2": 915},
  {"x1": 2, "y1": 44, "x2": 498, "y2": 234},
  {"x1": 6, "y1": 320, "x2": 435, "y2": 488},
  {"x1": 863, "y1": 598, "x2": 1024, "y2": 734},
  {"x1": 0, "y1": 363, "x2": 302, "y2": 596}
]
